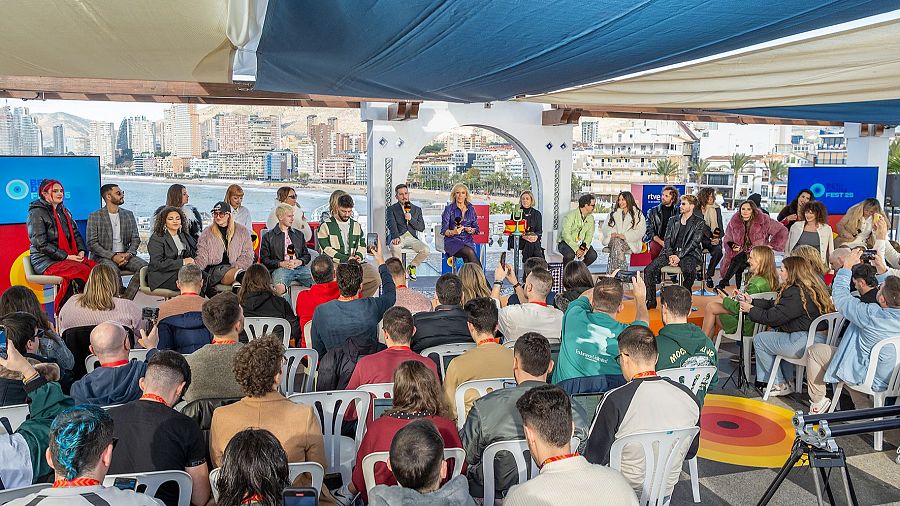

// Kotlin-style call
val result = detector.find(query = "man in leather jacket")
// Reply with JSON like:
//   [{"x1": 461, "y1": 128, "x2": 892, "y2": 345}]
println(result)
[
  {"x1": 644, "y1": 186, "x2": 679, "y2": 260},
  {"x1": 645, "y1": 195, "x2": 705, "y2": 309},
  {"x1": 459, "y1": 333, "x2": 589, "y2": 498}
]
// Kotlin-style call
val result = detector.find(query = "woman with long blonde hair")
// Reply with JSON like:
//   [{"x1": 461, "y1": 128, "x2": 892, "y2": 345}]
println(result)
[
  {"x1": 458, "y1": 263, "x2": 491, "y2": 305},
  {"x1": 835, "y1": 198, "x2": 887, "y2": 248},
  {"x1": 701, "y1": 245, "x2": 778, "y2": 338},
  {"x1": 791, "y1": 244, "x2": 829, "y2": 277},
  {"x1": 508, "y1": 190, "x2": 544, "y2": 264},
  {"x1": 440, "y1": 183, "x2": 480, "y2": 266},
  {"x1": 195, "y1": 201, "x2": 255, "y2": 295},
  {"x1": 738, "y1": 256, "x2": 835, "y2": 396},
  {"x1": 57, "y1": 263, "x2": 142, "y2": 335}
]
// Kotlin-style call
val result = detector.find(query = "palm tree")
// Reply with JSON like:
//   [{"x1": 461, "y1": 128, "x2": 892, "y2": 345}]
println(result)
[
  {"x1": 691, "y1": 158, "x2": 710, "y2": 188},
  {"x1": 728, "y1": 153, "x2": 751, "y2": 208},
  {"x1": 764, "y1": 159, "x2": 789, "y2": 206},
  {"x1": 889, "y1": 138, "x2": 900, "y2": 175},
  {"x1": 654, "y1": 159, "x2": 680, "y2": 183}
]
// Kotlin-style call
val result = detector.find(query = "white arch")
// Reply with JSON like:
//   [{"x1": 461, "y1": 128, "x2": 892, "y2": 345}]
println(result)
[{"x1": 362, "y1": 101, "x2": 574, "y2": 252}]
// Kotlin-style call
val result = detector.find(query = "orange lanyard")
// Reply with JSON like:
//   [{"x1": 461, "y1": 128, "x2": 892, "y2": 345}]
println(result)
[
  {"x1": 54, "y1": 478, "x2": 100, "y2": 488},
  {"x1": 633, "y1": 371, "x2": 657, "y2": 379},
  {"x1": 540, "y1": 453, "x2": 578, "y2": 468},
  {"x1": 141, "y1": 393, "x2": 168, "y2": 405},
  {"x1": 100, "y1": 359, "x2": 129, "y2": 368},
  {"x1": 477, "y1": 338, "x2": 499, "y2": 346}
]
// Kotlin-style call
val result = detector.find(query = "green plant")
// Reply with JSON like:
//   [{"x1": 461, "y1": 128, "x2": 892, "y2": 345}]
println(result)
[
  {"x1": 889, "y1": 138, "x2": 900, "y2": 175},
  {"x1": 691, "y1": 158, "x2": 710, "y2": 186},
  {"x1": 654, "y1": 159, "x2": 680, "y2": 183},
  {"x1": 764, "y1": 159, "x2": 788, "y2": 204},
  {"x1": 728, "y1": 153, "x2": 751, "y2": 208}
]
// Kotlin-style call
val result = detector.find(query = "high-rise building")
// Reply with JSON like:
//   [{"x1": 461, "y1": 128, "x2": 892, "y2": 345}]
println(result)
[
  {"x1": 294, "y1": 140, "x2": 316, "y2": 175},
  {"x1": 162, "y1": 104, "x2": 200, "y2": 158},
  {"x1": 89, "y1": 121, "x2": 116, "y2": 168},
  {"x1": 0, "y1": 107, "x2": 12, "y2": 155},
  {"x1": 215, "y1": 113, "x2": 249, "y2": 153},
  {"x1": 52, "y1": 124, "x2": 66, "y2": 155},
  {"x1": 0, "y1": 107, "x2": 43, "y2": 156},
  {"x1": 249, "y1": 114, "x2": 279, "y2": 153},
  {"x1": 581, "y1": 120, "x2": 598, "y2": 145},
  {"x1": 265, "y1": 150, "x2": 296, "y2": 180},
  {"x1": 307, "y1": 115, "x2": 336, "y2": 174},
  {"x1": 116, "y1": 116, "x2": 154, "y2": 155},
  {"x1": 319, "y1": 154, "x2": 354, "y2": 183}
]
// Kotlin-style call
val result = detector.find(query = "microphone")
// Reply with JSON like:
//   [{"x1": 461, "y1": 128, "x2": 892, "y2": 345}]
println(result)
[
  {"x1": 287, "y1": 244, "x2": 295, "y2": 260},
  {"x1": 403, "y1": 202, "x2": 412, "y2": 223}
]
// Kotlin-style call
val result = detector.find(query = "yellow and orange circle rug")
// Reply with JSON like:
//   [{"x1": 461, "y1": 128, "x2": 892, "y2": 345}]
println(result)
[{"x1": 699, "y1": 394, "x2": 803, "y2": 468}]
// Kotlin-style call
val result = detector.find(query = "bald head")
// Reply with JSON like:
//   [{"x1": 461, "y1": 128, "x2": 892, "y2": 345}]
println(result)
[{"x1": 89, "y1": 322, "x2": 129, "y2": 361}]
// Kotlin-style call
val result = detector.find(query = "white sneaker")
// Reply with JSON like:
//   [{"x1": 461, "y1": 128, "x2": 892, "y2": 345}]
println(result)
[
  {"x1": 810, "y1": 397, "x2": 831, "y2": 414},
  {"x1": 331, "y1": 484, "x2": 355, "y2": 506},
  {"x1": 768, "y1": 383, "x2": 794, "y2": 397}
]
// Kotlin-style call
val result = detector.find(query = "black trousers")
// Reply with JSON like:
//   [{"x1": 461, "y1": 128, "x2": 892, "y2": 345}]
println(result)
[
  {"x1": 700, "y1": 238, "x2": 723, "y2": 280},
  {"x1": 559, "y1": 243, "x2": 598, "y2": 267},
  {"x1": 719, "y1": 251, "x2": 749, "y2": 289},
  {"x1": 645, "y1": 253, "x2": 700, "y2": 305},
  {"x1": 454, "y1": 245, "x2": 481, "y2": 267}
]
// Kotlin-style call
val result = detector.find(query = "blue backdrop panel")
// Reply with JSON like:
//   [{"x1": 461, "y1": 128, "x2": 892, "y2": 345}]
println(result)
[
  {"x1": 255, "y1": 0, "x2": 899, "y2": 102},
  {"x1": 0, "y1": 156, "x2": 101, "y2": 225},
  {"x1": 633, "y1": 184, "x2": 685, "y2": 217},
  {"x1": 720, "y1": 99, "x2": 900, "y2": 125},
  {"x1": 787, "y1": 166, "x2": 878, "y2": 215}
]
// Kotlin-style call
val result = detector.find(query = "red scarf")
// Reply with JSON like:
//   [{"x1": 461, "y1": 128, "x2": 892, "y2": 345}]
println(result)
[{"x1": 53, "y1": 205, "x2": 78, "y2": 255}]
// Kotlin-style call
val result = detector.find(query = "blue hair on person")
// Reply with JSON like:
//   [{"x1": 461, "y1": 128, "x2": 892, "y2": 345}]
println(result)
[{"x1": 50, "y1": 405, "x2": 112, "y2": 481}]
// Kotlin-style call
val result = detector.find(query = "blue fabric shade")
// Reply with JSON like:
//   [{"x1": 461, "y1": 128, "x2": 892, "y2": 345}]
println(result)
[{"x1": 719, "y1": 100, "x2": 900, "y2": 125}]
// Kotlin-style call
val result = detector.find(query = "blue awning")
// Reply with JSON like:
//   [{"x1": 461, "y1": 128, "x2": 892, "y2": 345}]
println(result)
[{"x1": 718, "y1": 100, "x2": 900, "y2": 125}]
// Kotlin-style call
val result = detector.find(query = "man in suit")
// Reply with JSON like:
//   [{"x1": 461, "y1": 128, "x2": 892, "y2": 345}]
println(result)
[
  {"x1": 387, "y1": 184, "x2": 430, "y2": 280},
  {"x1": 87, "y1": 184, "x2": 147, "y2": 299}
]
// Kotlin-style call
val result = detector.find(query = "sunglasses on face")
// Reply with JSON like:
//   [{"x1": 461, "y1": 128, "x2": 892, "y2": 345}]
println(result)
[{"x1": 213, "y1": 212, "x2": 231, "y2": 217}]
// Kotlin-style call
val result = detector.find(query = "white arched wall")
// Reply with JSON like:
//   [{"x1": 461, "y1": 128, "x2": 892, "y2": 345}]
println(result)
[{"x1": 362, "y1": 101, "x2": 574, "y2": 251}]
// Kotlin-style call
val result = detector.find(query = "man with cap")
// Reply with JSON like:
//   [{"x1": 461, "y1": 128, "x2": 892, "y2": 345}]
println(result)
[{"x1": 195, "y1": 200, "x2": 255, "y2": 293}]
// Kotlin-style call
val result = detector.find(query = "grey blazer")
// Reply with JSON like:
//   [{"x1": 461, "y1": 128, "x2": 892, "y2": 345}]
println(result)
[
  {"x1": 86, "y1": 207, "x2": 141, "y2": 259},
  {"x1": 386, "y1": 201, "x2": 426, "y2": 241}
]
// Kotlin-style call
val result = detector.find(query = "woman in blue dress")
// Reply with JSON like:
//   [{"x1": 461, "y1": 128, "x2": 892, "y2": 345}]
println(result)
[{"x1": 440, "y1": 183, "x2": 481, "y2": 266}]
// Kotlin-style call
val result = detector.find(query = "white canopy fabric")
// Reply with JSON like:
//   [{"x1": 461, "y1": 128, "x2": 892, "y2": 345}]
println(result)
[
  {"x1": 520, "y1": 10, "x2": 900, "y2": 110},
  {"x1": 0, "y1": 0, "x2": 255, "y2": 83}
]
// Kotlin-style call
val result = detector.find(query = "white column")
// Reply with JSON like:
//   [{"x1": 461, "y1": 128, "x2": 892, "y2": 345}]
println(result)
[{"x1": 845, "y1": 122, "x2": 892, "y2": 202}]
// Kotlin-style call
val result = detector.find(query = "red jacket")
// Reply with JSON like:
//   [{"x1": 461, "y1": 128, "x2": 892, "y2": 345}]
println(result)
[{"x1": 296, "y1": 281, "x2": 340, "y2": 347}]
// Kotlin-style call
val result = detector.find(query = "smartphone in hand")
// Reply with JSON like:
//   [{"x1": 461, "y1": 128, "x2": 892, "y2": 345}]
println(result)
[
  {"x1": 366, "y1": 232, "x2": 378, "y2": 254},
  {"x1": 500, "y1": 251, "x2": 507, "y2": 269}
]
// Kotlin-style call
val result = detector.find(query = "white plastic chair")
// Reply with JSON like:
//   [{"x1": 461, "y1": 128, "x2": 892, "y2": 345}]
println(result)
[
  {"x1": 104, "y1": 470, "x2": 193, "y2": 506},
  {"x1": 828, "y1": 335, "x2": 900, "y2": 450},
  {"x1": 244, "y1": 317, "x2": 292, "y2": 348},
  {"x1": 419, "y1": 343, "x2": 476, "y2": 380},
  {"x1": 656, "y1": 366, "x2": 717, "y2": 503},
  {"x1": 356, "y1": 382, "x2": 394, "y2": 399},
  {"x1": 714, "y1": 291, "x2": 776, "y2": 381},
  {"x1": 85, "y1": 348, "x2": 153, "y2": 374},
  {"x1": 304, "y1": 320, "x2": 314, "y2": 350},
  {"x1": 544, "y1": 229, "x2": 564, "y2": 264},
  {"x1": 22, "y1": 254, "x2": 63, "y2": 309},
  {"x1": 762, "y1": 312, "x2": 844, "y2": 400},
  {"x1": 361, "y1": 448, "x2": 466, "y2": 494},
  {"x1": 0, "y1": 403, "x2": 29, "y2": 431},
  {"x1": 0, "y1": 484, "x2": 48, "y2": 503},
  {"x1": 482, "y1": 439, "x2": 537, "y2": 505},
  {"x1": 454, "y1": 378, "x2": 513, "y2": 429},
  {"x1": 288, "y1": 390, "x2": 370, "y2": 486},
  {"x1": 209, "y1": 461, "x2": 324, "y2": 501},
  {"x1": 609, "y1": 427, "x2": 700, "y2": 506},
  {"x1": 283, "y1": 347, "x2": 318, "y2": 395}
]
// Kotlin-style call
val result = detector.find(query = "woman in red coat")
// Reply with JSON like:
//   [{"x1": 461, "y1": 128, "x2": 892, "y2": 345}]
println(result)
[
  {"x1": 717, "y1": 200, "x2": 787, "y2": 290},
  {"x1": 346, "y1": 360, "x2": 463, "y2": 504}
]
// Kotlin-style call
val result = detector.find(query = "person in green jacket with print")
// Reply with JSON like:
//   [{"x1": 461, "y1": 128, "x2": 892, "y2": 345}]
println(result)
[
  {"x1": 702, "y1": 245, "x2": 779, "y2": 338},
  {"x1": 656, "y1": 285, "x2": 718, "y2": 404},
  {"x1": 559, "y1": 194, "x2": 598, "y2": 266}
]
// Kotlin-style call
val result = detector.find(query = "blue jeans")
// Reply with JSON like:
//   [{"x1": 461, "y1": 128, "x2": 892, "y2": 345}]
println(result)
[
  {"x1": 272, "y1": 266, "x2": 313, "y2": 301},
  {"x1": 754, "y1": 330, "x2": 825, "y2": 384}
]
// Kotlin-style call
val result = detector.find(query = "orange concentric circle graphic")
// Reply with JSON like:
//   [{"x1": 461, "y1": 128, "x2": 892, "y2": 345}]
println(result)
[{"x1": 699, "y1": 394, "x2": 803, "y2": 468}]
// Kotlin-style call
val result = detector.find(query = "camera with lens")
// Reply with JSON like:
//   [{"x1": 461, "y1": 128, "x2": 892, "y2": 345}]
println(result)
[{"x1": 861, "y1": 249, "x2": 877, "y2": 264}]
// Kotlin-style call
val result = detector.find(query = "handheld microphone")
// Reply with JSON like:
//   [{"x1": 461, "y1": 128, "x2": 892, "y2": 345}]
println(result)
[
  {"x1": 287, "y1": 244, "x2": 295, "y2": 260},
  {"x1": 403, "y1": 202, "x2": 411, "y2": 222}
]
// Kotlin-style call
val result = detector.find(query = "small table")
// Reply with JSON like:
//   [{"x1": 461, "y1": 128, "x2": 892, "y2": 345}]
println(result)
[{"x1": 615, "y1": 294, "x2": 716, "y2": 333}]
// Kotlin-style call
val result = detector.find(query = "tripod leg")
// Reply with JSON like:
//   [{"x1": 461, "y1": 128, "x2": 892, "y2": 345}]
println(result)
[
  {"x1": 840, "y1": 453, "x2": 859, "y2": 506},
  {"x1": 758, "y1": 440, "x2": 806, "y2": 506},
  {"x1": 811, "y1": 463, "x2": 824, "y2": 506},
  {"x1": 819, "y1": 466, "x2": 837, "y2": 506}
]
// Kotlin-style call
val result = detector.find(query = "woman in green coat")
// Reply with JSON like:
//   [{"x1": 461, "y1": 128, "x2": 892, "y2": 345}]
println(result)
[{"x1": 702, "y1": 245, "x2": 779, "y2": 337}]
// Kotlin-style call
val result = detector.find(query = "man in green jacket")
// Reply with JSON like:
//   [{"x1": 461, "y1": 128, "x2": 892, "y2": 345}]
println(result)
[
  {"x1": 316, "y1": 193, "x2": 382, "y2": 297},
  {"x1": 559, "y1": 194, "x2": 597, "y2": 266},
  {"x1": 656, "y1": 285, "x2": 718, "y2": 404}
]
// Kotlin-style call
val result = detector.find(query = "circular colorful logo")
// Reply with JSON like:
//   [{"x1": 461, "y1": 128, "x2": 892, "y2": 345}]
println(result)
[
  {"x1": 6, "y1": 179, "x2": 29, "y2": 200},
  {"x1": 809, "y1": 183, "x2": 826, "y2": 199},
  {"x1": 698, "y1": 394, "x2": 802, "y2": 468}
]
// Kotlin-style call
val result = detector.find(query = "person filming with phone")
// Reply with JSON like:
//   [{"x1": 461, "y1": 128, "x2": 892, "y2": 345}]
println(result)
[{"x1": 387, "y1": 184, "x2": 430, "y2": 280}]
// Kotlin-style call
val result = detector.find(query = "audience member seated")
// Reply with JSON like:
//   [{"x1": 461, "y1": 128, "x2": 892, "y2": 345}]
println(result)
[
  {"x1": 155, "y1": 183, "x2": 204, "y2": 241},
  {"x1": 368, "y1": 419, "x2": 476, "y2": 506},
  {"x1": 71, "y1": 322, "x2": 156, "y2": 406},
  {"x1": 108, "y1": 351, "x2": 210, "y2": 506},
  {"x1": 386, "y1": 183, "x2": 430, "y2": 280},
  {"x1": 183, "y1": 292, "x2": 245, "y2": 403},
  {"x1": 584, "y1": 325, "x2": 700, "y2": 499},
  {"x1": 0, "y1": 313, "x2": 60, "y2": 407},
  {"x1": 742, "y1": 257, "x2": 833, "y2": 396},
  {"x1": 215, "y1": 429, "x2": 293, "y2": 506},
  {"x1": 835, "y1": 198, "x2": 886, "y2": 249},
  {"x1": 458, "y1": 263, "x2": 494, "y2": 306},
  {"x1": 806, "y1": 249, "x2": 900, "y2": 413},
  {"x1": 310, "y1": 241, "x2": 395, "y2": 356},
  {"x1": 147, "y1": 206, "x2": 198, "y2": 293},
  {"x1": 296, "y1": 255, "x2": 340, "y2": 347},
  {"x1": 87, "y1": 184, "x2": 147, "y2": 299},
  {"x1": 209, "y1": 335, "x2": 334, "y2": 504},
  {"x1": 717, "y1": 199, "x2": 787, "y2": 291},
  {"x1": 26, "y1": 178, "x2": 96, "y2": 309},
  {"x1": 553, "y1": 261, "x2": 595, "y2": 313},
  {"x1": 142, "y1": 264, "x2": 210, "y2": 354},
  {"x1": 851, "y1": 263, "x2": 881, "y2": 304},
  {"x1": 656, "y1": 285, "x2": 718, "y2": 405},
  {"x1": 559, "y1": 194, "x2": 598, "y2": 266},
  {"x1": 260, "y1": 203, "x2": 313, "y2": 299},
  {"x1": 237, "y1": 264, "x2": 301, "y2": 344},
  {"x1": 58, "y1": 263, "x2": 142, "y2": 335},
  {"x1": 266, "y1": 186, "x2": 313, "y2": 241},
  {"x1": 0, "y1": 342, "x2": 75, "y2": 484},
  {"x1": 792, "y1": 244, "x2": 829, "y2": 277},
  {"x1": 318, "y1": 192, "x2": 382, "y2": 297},
  {"x1": 444, "y1": 297, "x2": 514, "y2": 421},
  {"x1": 385, "y1": 257, "x2": 432, "y2": 314},
  {"x1": 702, "y1": 245, "x2": 778, "y2": 338},
  {"x1": 786, "y1": 201, "x2": 833, "y2": 264},
  {"x1": 461, "y1": 333, "x2": 589, "y2": 498},
  {"x1": 555, "y1": 275, "x2": 649, "y2": 394},
  {"x1": 225, "y1": 184, "x2": 253, "y2": 234},
  {"x1": 602, "y1": 190, "x2": 648, "y2": 275},
  {"x1": 346, "y1": 361, "x2": 463, "y2": 504},
  {"x1": 505, "y1": 257, "x2": 555, "y2": 307},
  {"x1": 644, "y1": 195, "x2": 706, "y2": 307},
  {"x1": 492, "y1": 265, "x2": 562, "y2": 347},
  {"x1": 873, "y1": 216, "x2": 900, "y2": 268},
  {"x1": 5, "y1": 404, "x2": 160, "y2": 505},
  {"x1": 0, "y1": 286, "x2": 74, "y2": 372},
  {"x1": 411, "y1": 273, "x2": 471, "y2": 353},
  {"x1": 505, "y1": 384, "x2": 638, "y2": 506},
  {"x1": 195, "y1": 201, "x2": 254, "y2": 295}
]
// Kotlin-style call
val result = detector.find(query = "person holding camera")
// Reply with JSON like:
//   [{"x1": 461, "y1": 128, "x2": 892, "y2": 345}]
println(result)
[
  {"x1": 644, "y1": 195, "x2": 706, "y2": 309},
  {"x1": 260, "y1": 203, "x2": 313, "y2": 301},
  {"x1": 559, "y1": 194, "x2": 597, "y2": 266},
  {"x1": 387, "y1": 184, "x2": 429, "y2": 280}
]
